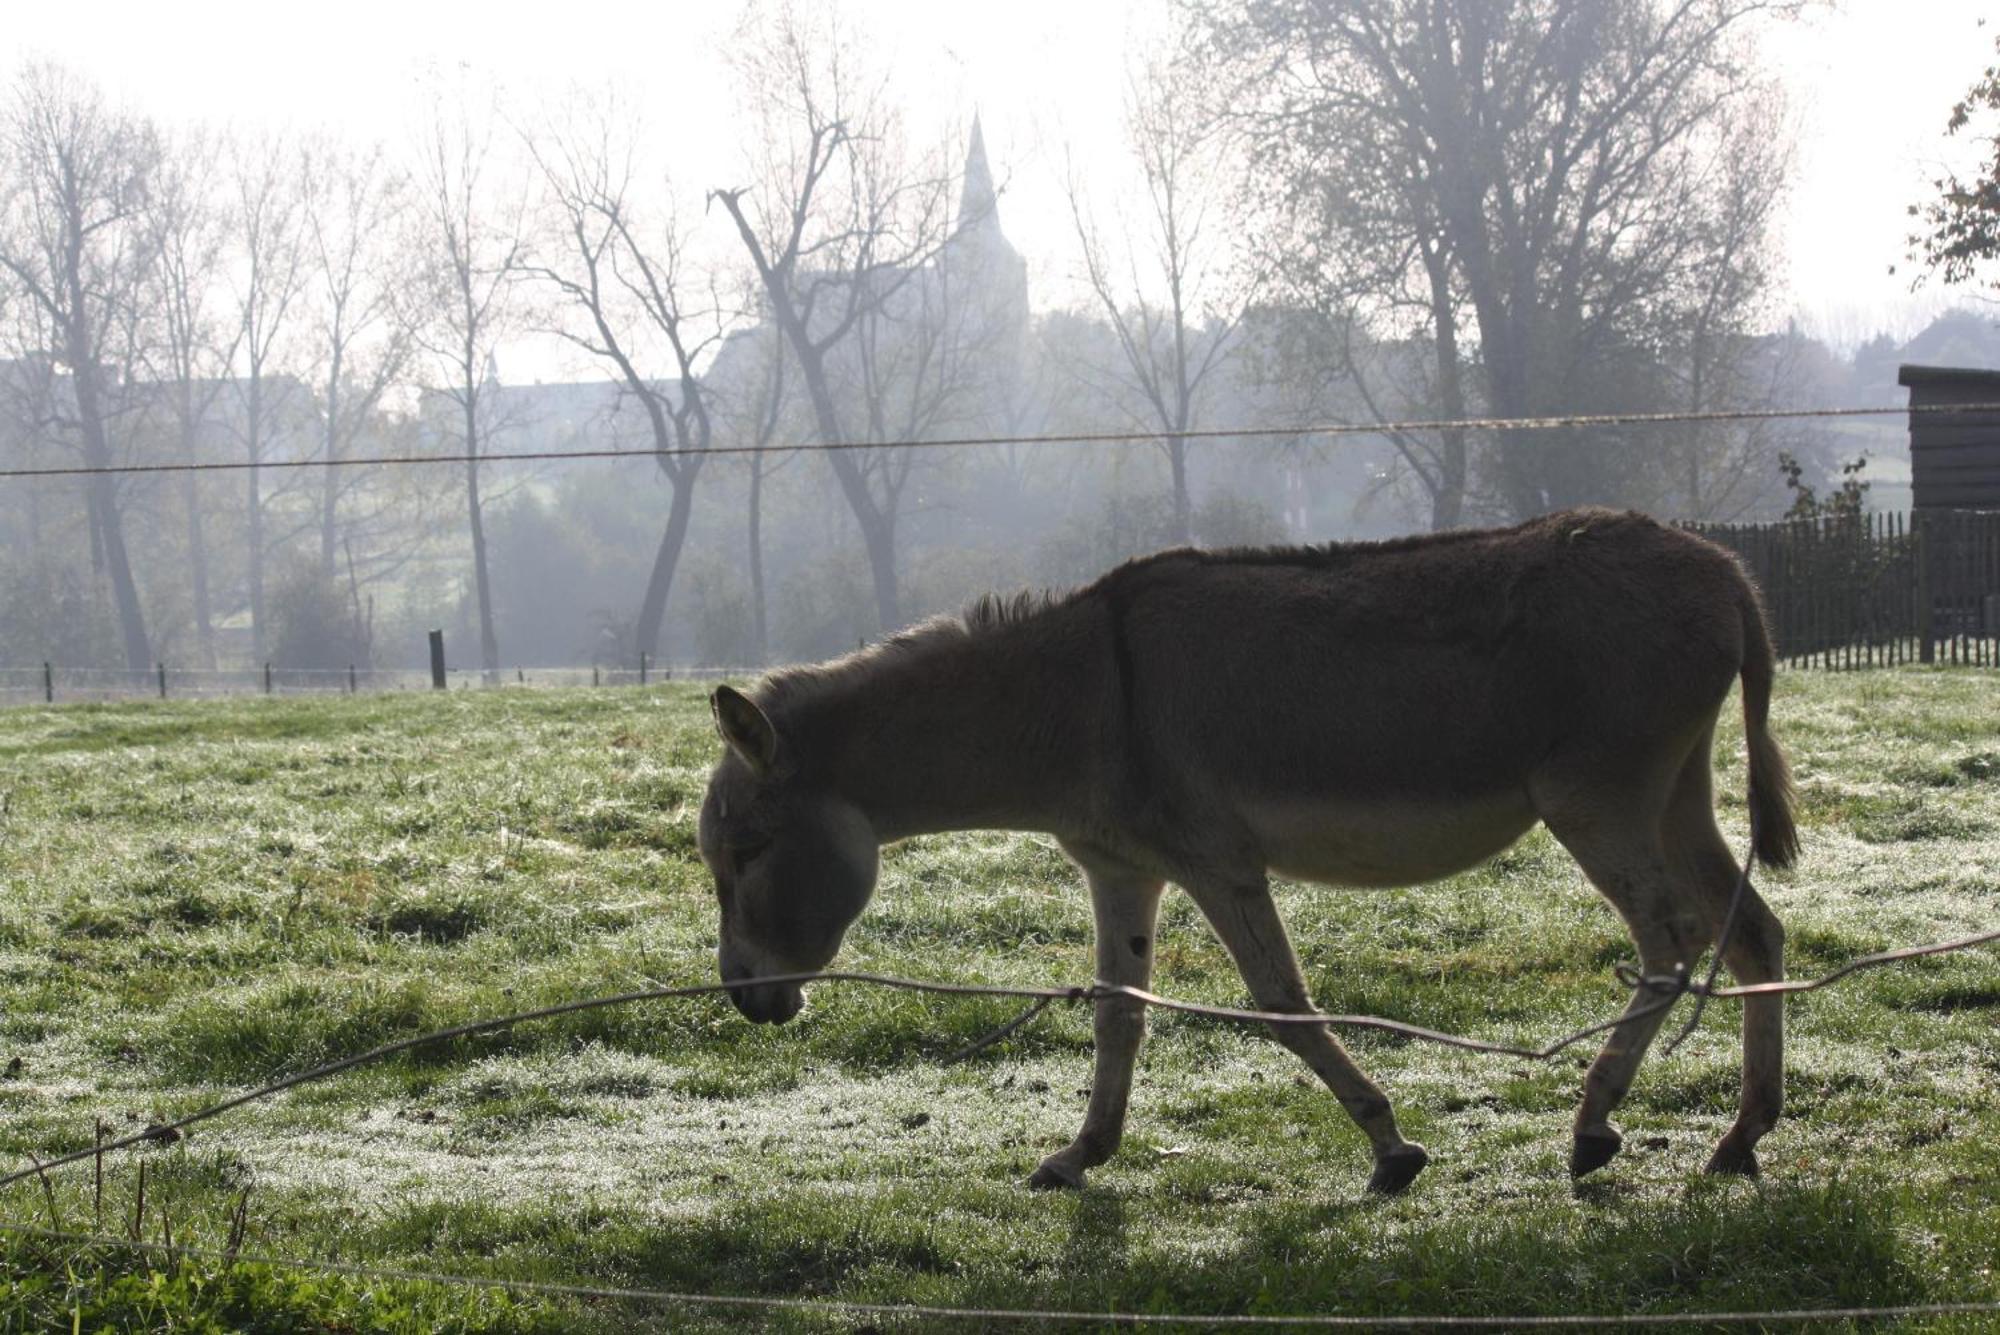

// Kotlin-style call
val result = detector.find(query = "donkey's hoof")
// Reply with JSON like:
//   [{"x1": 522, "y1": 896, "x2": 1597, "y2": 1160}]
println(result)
[
  {"x1": 1570, "y1": 1127, "x2": 1624, "y2": 1178},
  {"x1": 1703, "y1": 1139, "x2": 1760, "y2": 1178},
  {"x1": 1028, "y1": 1157, "x2": 1086, "y2": 1191},
  {"x1": 1366, "y1": 1143, "x2": 1430, "y2": 1195}
]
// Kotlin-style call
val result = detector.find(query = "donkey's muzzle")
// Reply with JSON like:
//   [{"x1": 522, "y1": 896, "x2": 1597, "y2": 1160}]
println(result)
[{"x1": 721, "y1": 961, "x2": 805, "y2": 1024}]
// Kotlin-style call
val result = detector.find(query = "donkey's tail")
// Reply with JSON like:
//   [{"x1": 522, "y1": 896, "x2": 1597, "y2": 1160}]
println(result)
[{"x1": 1739, "y1": 584, "x2": 1799, "y2": 869}]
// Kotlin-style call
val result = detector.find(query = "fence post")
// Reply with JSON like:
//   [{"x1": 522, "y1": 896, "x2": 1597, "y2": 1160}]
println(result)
[
  {"x1": 156, "y1": 663, "x2": 166, "y2": 699},
  {"x1": 263, "y1": 662, "x2": 272, "y2": 695},
  {"x1": 1916, "y1": 514, "x2": 1934, "y2": 665},
  {"x1": 592, "y1": 664, "x2": 600, "y2": 688},
  {"x1": 348, "y1": 664, "x2": 357, "y2": 694},
  {"x1": 429, "y1": 630, "x2": 447, "y2": 690},
  {"x1": 639, "y1": 652, "x2": 648, "y2": 686},
  {"x1": 43, "y1": 661, "x2": 52, "y2": 704}
]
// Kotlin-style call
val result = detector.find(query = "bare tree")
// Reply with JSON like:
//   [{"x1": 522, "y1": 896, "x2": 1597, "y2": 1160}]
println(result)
[
  {"x1": 301, "y1": 138, "x2": 413, "y2": 585},
  {"x1": 713, "y1": 3, "x2": 962, "y2": 633},
  {"x1": 0, "y1": 63, "x2": 159, "y2": 670},
  {"x1": 708, "y1": 321, "x2": 792, "y2": 663},
  {"x1": 408, "y1": 84, "x2": 527, "y2": 682},
  {"x1": 518, "y1": 94, "x2": 726, "y2": 662},
  {"x1": 1066, "y1": 45, "x2": 1255, "y2": 545},
  {"x1": 146, "y1": 125, "x2": 240, "y2": 667},
  {"x1": 226, "y1": 131, "x2": 310, "y2": 662}
]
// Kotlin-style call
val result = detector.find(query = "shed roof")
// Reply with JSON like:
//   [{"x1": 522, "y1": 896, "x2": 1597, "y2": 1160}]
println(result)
[{"x1": 1898, "y1": 363, "x2": 2000, "y2": 390}]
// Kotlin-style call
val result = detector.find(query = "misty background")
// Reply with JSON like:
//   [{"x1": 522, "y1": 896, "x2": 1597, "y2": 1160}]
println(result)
[{"x1": 1, "y1": 0, "x2": 1995, "y2": 681}]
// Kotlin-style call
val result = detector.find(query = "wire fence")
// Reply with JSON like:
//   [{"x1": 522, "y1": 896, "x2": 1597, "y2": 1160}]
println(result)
[
  {"x1": 7, "y1": 398, "x2": 1997, "y2": 700},
  {"x1": 0, "y1": 660, "x2": 765, "y2": 706},
  {"x1": 7, "y1": 926, "x2": 1997, "y2": 1190},
  {"x1": 0, "y1": 399, "x2": 1989, "y2": 482},
  {"x1": 2, "y1": 921, "x2": 1997, "y2": 1327},
  {"x1": 4, "y1": 1222, "x2": 1999, "y2": 1329}
]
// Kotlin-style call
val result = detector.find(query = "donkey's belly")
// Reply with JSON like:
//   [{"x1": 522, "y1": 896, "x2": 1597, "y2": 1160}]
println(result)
[{"x1": 1243, "y1": 790, "x2": 1539, "y2": 887}]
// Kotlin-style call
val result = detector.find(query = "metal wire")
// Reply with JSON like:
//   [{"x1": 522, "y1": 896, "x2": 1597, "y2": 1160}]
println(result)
[
  {"x1": 4, "y1": 926, "x2": 1995, "y2": 1192},
  {"x1": 4, "y1": 1223, "x2": 1998, "y2": 1328},
  {"x1": 2, "y1": 399, "x2": 1995, "y2": 481}
]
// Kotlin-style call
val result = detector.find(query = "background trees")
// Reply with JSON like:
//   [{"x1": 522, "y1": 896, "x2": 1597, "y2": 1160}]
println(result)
[
  {"x1": 146, "y1": 126, "x2": 238, "y2": 668},
  {"x1": 0, "y1": 7, "x2": 1965, "y2": 677},
  {"x1": 407, "y1": 86, "x2": 527, "y2": 682},
  {"x1": 0, "y1": 63, "x2": 161, "y2": 671},
  {"x1": 1066, "y1": 44, "x2": 1256, "y2": 545},
  {"x1": 1205, "y1": 0, "x2": 1802, "y2": 523},
  {"x1": 225, "y1": 131, "x2": 310, "y2": 663},
  {"x1": 714, "y1": 3, "x2": 968, "y2": 634},
  {"x1": 519, "y1": 94, "x2": 724, "y2": 662}
]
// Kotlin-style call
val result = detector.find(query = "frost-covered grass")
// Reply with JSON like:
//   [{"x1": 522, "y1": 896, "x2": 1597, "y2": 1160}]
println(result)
[{"x1": 0, "y1": 671, "x2": 1995, "y2": 1331}]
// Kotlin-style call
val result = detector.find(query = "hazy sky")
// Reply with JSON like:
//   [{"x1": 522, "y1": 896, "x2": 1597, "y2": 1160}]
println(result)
[{"x1": 4, "y1": 0, "x2": 1994, "y2": 354}]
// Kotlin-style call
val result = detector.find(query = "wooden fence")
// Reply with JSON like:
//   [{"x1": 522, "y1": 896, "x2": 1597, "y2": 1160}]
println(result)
[{"x1": 1688, "y1": 510, "x2": 2000, "y2": 668}]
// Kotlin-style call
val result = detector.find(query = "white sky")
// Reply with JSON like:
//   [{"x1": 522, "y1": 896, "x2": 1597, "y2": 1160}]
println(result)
[{"x1": 3, "y1": 0, "x2": 1995, "y2": 358}]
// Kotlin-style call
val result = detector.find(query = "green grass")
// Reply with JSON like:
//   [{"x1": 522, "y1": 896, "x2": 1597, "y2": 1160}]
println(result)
[{"x1": 0, "y1": 671, "x2": 1996, "y2": 1331}]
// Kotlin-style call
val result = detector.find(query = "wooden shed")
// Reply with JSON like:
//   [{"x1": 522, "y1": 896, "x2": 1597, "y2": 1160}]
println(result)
[{"x1": 1899, "y1": 364, "x2": 2000, "y2": 510}]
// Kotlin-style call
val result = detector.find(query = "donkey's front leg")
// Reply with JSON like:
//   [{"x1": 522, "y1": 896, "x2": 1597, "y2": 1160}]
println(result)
[
  {"x1": 1186, "y1": 877, "x2": 1429, "y2": 1195},
  {"x1": 1029, "y1": 858, "x2": 1164, "y2": 1190}
]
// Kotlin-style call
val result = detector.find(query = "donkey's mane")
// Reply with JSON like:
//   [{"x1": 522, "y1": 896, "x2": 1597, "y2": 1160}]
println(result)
[{"x1": 752, "y1": 586, "x2": 1088, "y2": 714}]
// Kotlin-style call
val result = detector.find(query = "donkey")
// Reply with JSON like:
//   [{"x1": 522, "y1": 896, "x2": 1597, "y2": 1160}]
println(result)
[{"x1": 696, "y1": 507, "x2": 1798, "y2": 1195}]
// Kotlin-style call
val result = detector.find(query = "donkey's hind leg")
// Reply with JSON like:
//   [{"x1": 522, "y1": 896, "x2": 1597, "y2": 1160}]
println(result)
[
  {"x1": 1029, "y1": 851, "x2": 1164, "y2": 1190},
  {"x1": 1665, "y1": 744, "x2": 1786, "y2": 1177},
  {"x1": 1184, "y1": 876, "x2": 1428, "y2": 1194},
  {"x1": 1538, "y1": 785, "x2": 1704, "y2": 1179}
]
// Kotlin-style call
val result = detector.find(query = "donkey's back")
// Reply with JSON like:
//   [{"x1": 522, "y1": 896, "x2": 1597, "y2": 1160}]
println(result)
[{"x1": 1076, "y1": 507, "x2": 1788, "y2": 880}]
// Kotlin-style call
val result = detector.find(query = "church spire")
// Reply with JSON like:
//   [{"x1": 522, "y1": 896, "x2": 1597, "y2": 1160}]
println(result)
[{"x1": 958, "y1": 114, "x2": 998, "y2": 234}]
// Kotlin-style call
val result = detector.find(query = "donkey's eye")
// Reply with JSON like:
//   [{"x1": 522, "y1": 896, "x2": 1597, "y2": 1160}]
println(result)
[{"x1": 731, "y1": 840, "x2": 771, "y2": 868}]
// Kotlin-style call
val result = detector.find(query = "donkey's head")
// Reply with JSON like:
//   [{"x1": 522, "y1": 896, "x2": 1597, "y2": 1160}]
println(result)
[{"x1": 698, "y1": 685, "x2": 879, "y2": 1024}]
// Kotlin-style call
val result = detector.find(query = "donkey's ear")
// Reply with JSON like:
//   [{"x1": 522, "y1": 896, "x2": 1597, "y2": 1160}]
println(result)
[{"x1": 711, "y1": 685, "x2": 778, "y2": 773}]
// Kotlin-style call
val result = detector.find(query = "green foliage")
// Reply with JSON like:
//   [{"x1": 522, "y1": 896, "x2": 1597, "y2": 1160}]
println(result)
[
  {"x1": 0, "y1": 562, "x2": 120, "y2": 668},
  {"x1": 1779, "y1": 451, "x2": 1870, "y2": 523},
  {"x1": 0, "y1": 674, "x2": 1996, "y2": 1330},
  {"x1": 1911, "y1": 36, "x2": 2000, "y2": 286},
  {"x1": 266, "y1": 560, "x2": 371, "y2": 671},
  {"x1": 0, "y1": 1237, "x2": 556, "y2": 1333},
  {"x1": 485, "y1": 482, "x2": 650, "y2": 667}
]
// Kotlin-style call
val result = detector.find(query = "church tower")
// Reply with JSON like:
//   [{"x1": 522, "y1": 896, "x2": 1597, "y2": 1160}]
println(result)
[{"x1": 943, "y1": 114, "x2": 1029, "y2": 430}]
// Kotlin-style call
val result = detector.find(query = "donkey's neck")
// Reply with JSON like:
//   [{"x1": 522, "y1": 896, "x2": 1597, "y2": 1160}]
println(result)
[{"x1": 779, "y1": 619, "x2": 1099, "y2": 844}]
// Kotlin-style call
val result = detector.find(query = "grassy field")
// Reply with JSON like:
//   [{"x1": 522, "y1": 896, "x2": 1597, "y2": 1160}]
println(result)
[{"x1": 0, "y1": 669, "x2": 1995, "y2": 1331}]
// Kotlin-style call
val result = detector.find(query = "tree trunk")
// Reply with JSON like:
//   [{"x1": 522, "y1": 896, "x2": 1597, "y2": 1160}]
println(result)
[
  {"x1": 183, "y1": 469, "x2": 216, "y2": 669},
  {"x1": 1168, "y1": 439, "x2": 1191, "y2": 545},
  {"x1": 464, "y1": 443, "x2": 500, "y2": 683},
  {"x1": 67, "y1": 353, "x2": 148, "y2": 670},
  {"x1": 88, "y1": 472, "x2": 150, "y2": 671},
  {"x1": 634, "y1": 472, "x2": 696, "y2": 662},
  {"x1": 466, "y1": 454, "x2": 499, "y2": 682},
  {"x1": 1424, "y1": 245, "x2": 1468, "y2": 532},
  {"x1": 320, "y1": 352, "x2": 343, "y2": 580},
  {"x1": 825, "y1": 452, "x2": 900, "y2": 633},
  {"x1": 794, "y1": 331, "x2": 903, "y2": 634},
  {"x1": 860, "y1": 509, "x2": 899, "y2": 633},
  {"x1": 748, "y1": 460, "x2": 768, "y2": 666},
  {"x1": 246, "y1": 374, "x2": 266, "y2": 664}
]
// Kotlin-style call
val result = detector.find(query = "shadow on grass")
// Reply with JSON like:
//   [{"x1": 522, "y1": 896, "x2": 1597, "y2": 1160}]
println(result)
[{"x1": 359, "y1": 1177, "x2": 1921, "y2": 1327}]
